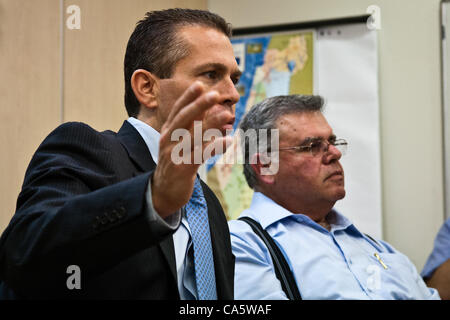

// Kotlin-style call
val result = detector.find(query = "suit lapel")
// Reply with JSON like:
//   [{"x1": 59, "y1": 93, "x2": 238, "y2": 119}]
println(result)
[
  {"x1": 117, "y1": 120, "x2": 178, "y2": 284},
  {"x1": 117, "y1": 120, "x2": 156, "y2": 172},
  {"x1": 159, "y1": 236, "x2": 178, "y2": 284}
]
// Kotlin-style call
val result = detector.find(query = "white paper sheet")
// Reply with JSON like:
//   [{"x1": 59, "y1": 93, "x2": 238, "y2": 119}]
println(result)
[{"x1": 315, "y1": 24, "x2": 382, "y2": 238}]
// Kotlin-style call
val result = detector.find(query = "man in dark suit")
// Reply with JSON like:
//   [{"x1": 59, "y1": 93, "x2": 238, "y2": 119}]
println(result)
[{"x1": 0, "y1": 8, "x2": 241, "y2": 299}]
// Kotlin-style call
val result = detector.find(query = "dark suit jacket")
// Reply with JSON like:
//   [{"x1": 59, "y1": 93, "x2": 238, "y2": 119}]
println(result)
[{"x1": 0, "y1": 121, "x2": 234, "y2": 299}]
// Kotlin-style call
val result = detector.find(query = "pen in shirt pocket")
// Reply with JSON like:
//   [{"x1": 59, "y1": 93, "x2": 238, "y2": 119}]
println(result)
[{"x1": 374, "y1": 252, "x2": 388, "y2": 269}]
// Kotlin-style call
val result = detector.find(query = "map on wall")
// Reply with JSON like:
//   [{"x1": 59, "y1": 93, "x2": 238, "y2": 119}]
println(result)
[{"x1": 205, "y1": 31, "x2": 314, "y2": 220}]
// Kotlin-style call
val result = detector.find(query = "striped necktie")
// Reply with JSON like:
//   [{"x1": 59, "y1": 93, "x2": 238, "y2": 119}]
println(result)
[{"x1": 185, "y1": 178, "x2": 217, "y2": 300}]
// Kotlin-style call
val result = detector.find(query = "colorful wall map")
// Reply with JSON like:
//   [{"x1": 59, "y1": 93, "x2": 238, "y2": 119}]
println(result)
[{"x1": 206, "y1": 31, "x2": 314, "y2": 220}]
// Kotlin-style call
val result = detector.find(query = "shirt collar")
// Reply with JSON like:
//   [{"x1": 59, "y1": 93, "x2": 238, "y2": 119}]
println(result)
[
  {"x1": 326, "y1": 210, "x2": 354, "y2": 232},
  {"x1": 241, "y1": 192, "x2": 355, "y2": 232},
  {"x1": 241, "y1": 192, "x2": 295, "y2": 229},
  {"x1": 127, "y1": 117, "x2": 160, "y2": 164}
]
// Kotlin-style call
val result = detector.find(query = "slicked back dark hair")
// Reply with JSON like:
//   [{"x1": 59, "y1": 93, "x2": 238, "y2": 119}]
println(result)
[{"x1": 123, "y1": 8, "x2": 233, "y2": 117}]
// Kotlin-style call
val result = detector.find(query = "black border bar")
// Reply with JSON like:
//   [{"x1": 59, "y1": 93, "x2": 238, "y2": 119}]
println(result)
[{"x1": 232, "y1": 14, "x2": 371, "y2": 36}]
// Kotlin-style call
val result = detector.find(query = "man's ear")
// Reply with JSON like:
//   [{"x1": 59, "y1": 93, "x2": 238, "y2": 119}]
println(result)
[
  {"x1": 130, "y1": 69, "x2": 159, "y2": 110},
  {"x1": 250, "y1": 153, "x2": 276, "y2": 185}
]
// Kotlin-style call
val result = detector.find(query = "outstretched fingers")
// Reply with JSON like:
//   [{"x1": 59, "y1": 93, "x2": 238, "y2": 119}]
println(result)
[{"x1": 166, "y1": 82, "x2": 220, "y2": 133}]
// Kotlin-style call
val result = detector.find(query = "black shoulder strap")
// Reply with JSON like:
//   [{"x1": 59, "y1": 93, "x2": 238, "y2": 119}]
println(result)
[
  {"x1": 364, "y1": 233, "x2": 382, "y2": 248},
  {"x1": 238, "y1": 216, "x2": 302, "y2": 300}
]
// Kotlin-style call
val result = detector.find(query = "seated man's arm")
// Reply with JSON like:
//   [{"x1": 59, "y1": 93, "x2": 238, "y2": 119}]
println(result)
[
  {"x1": 229, "y1": 220, "x2": 289, "y2": 300},
  {"x1": 426, "y1": 259, "x2": 450, "y2": 300},
  {"x1": 422, "y1": 219, "x2": 450, "y2": 299}
]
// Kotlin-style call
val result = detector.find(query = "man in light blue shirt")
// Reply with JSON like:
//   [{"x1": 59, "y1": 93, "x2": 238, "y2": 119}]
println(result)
[{"x1": 229, "y1": 95, "x2": 439, "y2": 300}]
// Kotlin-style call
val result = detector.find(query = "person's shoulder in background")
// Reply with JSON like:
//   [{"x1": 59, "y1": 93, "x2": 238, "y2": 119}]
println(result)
[{"x1": 422, "y1": 218, "x2": 450, "y2": 300}]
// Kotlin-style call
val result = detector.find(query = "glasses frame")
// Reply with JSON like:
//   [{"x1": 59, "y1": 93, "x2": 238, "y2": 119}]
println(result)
[{"x1": 278, "y1": 138, "x2": 348, "y2": 157}]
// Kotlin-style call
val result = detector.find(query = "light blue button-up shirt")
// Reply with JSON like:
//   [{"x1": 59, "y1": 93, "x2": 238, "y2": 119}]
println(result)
[
  {"x1": 127, "y1": 117, "x2": 197, "y2": 299},
  {"x1": 422, "y1": 218, "x2": 450, "y2": 279},
  {"x1": 229, "y1": 192, "x2": 440, "y2": 300}
]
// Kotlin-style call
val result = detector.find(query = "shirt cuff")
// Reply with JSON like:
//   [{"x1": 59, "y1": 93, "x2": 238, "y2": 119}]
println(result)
[{"x1": 145, "y1": 176, "x2": 182, "y2": 231}]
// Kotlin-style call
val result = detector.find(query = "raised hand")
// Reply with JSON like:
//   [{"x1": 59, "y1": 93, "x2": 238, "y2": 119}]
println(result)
[{"x1": 151, "y1": 81, "x2": 233, "y2": 218}]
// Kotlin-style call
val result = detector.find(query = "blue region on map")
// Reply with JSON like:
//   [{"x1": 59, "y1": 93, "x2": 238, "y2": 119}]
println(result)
[
  {"x1": 232, "y1": 36, "x2": 271, "y2": 129},
  {"x1": 206, "y1": 36, "x2": 271, "y2": 172}
]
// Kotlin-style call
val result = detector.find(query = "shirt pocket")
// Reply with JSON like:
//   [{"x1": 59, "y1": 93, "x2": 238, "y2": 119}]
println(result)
[{"x1": 373, "y1": 252, "x2": 428, "y2": 299}]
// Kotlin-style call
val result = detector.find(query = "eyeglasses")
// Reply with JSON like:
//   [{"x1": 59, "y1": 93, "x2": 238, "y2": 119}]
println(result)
[{"x1": 278, "y1": 138, "x2": 348, "y2": 157}]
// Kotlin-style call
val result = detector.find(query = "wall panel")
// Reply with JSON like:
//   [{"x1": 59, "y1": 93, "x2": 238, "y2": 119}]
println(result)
[
  {"x1": 63, "y1": 0, "x2": 207, "y2": 132},
  {"x1": 0, "y1": 0, "x2": 61, "y2": 231}
]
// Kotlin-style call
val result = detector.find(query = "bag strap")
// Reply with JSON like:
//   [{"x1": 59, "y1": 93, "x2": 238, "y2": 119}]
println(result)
[
  {"x1": 238, "y1": 216, "x2": 302, "y2": 300},
  {"x1": 364, "y1": 233, "x2": 379, "y2": 245}
]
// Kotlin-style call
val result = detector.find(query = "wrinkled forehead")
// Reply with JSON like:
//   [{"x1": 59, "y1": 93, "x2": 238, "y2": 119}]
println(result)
[{"x1": 276, "y1": 111, "x2": 333, "y2": 143}]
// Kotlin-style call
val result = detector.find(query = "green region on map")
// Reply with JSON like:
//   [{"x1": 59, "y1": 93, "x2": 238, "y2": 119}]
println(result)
[{"x1": 207, "y1": 31, "x2": 314, "y2": 220}]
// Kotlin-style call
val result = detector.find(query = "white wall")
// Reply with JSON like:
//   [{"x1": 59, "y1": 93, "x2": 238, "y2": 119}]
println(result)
[{"x1": 209, "y1": 0, "x2": 445, "y2": 270}]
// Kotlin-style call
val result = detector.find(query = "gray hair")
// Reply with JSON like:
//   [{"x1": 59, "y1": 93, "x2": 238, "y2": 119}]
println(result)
[{"x1": 239, "y1": 95, "x2": 324, "y2": 189}]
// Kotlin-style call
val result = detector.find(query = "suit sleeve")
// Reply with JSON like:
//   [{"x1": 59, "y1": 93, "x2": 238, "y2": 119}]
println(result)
[{"x1": 0, "y1": 122, "x2": 180, "y2": 297}]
